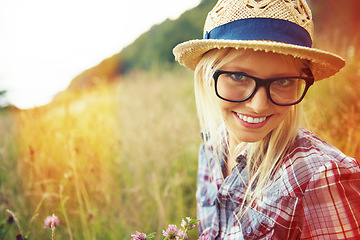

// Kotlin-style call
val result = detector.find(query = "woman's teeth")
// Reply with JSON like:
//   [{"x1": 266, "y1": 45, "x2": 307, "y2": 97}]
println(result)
[{"x1": 237, "y1": 113, "x2": 267, "y2": 124}]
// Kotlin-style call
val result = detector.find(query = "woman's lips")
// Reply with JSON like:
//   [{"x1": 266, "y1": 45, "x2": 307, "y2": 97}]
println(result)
[{"x1": 234, "y1": 112, "x2": 271, "y2": 129}]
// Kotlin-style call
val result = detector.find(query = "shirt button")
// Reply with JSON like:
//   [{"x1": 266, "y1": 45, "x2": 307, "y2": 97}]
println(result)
[{"x1": 246, "y1": 226, "x2": 252, "y2": 234}]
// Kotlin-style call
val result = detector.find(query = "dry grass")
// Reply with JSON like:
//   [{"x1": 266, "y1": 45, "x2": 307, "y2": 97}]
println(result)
[
  {"x1": 302, "y1": 44, "x2": 360, "y2": 159},
  {"x1": 0, "y1": 46, "x2": 359, "y2": 239},
  {"x1": 0, "y1": 70, "x2": 201, "y2": 239}
]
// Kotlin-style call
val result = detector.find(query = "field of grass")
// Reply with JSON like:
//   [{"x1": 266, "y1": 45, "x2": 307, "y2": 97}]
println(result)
[
  {"x1": 0, "y1": 47, "x2": 359, "y2": 239},
  {"x1": 0, "y1": 70, "x2": 201, "y2": 239},
  {"x1": 302, "y1": 40, "x2": 360, "y2": 159}
]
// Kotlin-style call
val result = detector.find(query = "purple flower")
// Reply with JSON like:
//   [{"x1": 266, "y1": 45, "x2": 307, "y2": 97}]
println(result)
[
  {"x1": 15, "y1": 233, "x2": 27, "y2": 240},
  {"x1": 163, "y1": 224, "x2": 179, "y2": 239},
  {"x1": 198, "y1": 235, "x2": 210, "y2": 240},
  {"x1": 44, "y1": 215, "x2": 60, "y2": 228},
  {"x1": 181, "y1": 217, "x2": 196, "y2": 231},
  {"x1": 176, "y1": 229, "x2": 188, "y2": 240},
  {"x1": 130, "y1": 231, "x2": 147, "y2": 240}
]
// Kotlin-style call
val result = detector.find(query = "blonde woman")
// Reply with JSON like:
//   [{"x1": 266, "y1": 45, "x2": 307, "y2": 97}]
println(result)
[{"x1": 173, "y1": 0, "x2": 360, "y2": 239}]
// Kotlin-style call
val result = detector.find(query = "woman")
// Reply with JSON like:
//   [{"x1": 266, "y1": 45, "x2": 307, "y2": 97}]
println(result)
[{"x1": 173, "y1": 0, "x2": 360, "y2": 239}]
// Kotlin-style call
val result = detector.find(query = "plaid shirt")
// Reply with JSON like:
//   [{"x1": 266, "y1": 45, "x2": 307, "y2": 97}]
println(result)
[{"x1": 197, "y1": 128, "x2": 360, "y2": 239}]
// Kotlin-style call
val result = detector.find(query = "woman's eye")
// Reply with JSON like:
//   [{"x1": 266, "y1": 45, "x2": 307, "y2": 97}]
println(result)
[
  {"x1": 273, "y1": 78, "x2": 294, "y2": 87},
  {"x1": 229, "y1": 73, "x2": 247, "y2": 81}
]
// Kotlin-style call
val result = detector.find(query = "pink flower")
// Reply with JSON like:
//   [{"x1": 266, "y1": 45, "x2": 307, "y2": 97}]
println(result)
[
  {"x1": 198, "y1": 235, "x2": 210, "y2": 240},
  {"x1": 44, "y1": 215, "x2": 60, "y2": 228},
  {"x1": 131, "y1": 231, "x2": 147, "y2": 240},
  {"x1": 181, "y1": 217, "x2": 196, "y2": 231},
  {"x1": 162, "y1": 224, "x2": 179, "y2": 239},
  {"x1": 176, "y1": 229, "x2": 188, "y2": 240}
]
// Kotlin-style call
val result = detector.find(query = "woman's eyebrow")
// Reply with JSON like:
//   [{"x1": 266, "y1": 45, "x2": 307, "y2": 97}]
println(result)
[{"x1": 219, "y1": 68, "x2": 301, "y2": 78}]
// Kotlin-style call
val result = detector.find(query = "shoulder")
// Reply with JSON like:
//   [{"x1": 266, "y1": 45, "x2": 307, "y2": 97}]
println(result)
[
  {"x1": 287, "y1": 128, "x2": 358, "y2": 168},
  {"x1": 290, "y1": 129, "x2": 360, "y2": 238},
  {"x1": 280, "y1": 128, "x2": 360, "y2": 194}
]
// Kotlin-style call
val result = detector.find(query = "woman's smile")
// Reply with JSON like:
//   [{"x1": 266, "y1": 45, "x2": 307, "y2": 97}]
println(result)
[{"x1": 233, "y1": 112, "x2": 271, "y2": 129}]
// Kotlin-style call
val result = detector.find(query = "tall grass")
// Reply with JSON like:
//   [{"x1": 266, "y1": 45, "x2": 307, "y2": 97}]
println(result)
[
  {"x1": 0, "y1": 46, "x2": 359, "y2": 239},
  {"x1": 0, "y1": 109, "x2": 25, "y2": 237},
  {"x1": 302, "y1": 39, "x2": 360, "y2": 159},
  {"x1": 3, "y1": 82, "x2": 127, "y2": 239},
  {"x1": 0, "y1": 70, "x2": 201, "y2": 239},
  {"x1": 116, "y1": 71, "x2": 201, "y2": 237}
]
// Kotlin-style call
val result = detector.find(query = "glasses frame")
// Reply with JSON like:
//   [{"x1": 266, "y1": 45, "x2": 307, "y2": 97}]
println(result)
[{"x1": 213, "y1": 70, "x2": 314, "y2": 106}]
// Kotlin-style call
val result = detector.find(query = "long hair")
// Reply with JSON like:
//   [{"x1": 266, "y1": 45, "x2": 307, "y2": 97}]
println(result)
[{"x1": 194, "y1": 48, "x2": 306, "y2": 216}]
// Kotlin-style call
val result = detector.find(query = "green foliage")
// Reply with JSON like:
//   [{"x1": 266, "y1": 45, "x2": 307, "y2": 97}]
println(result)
[
  {"x1": 0, "y1": 219, "x2": 11, "y2": 239},
  {"x1": 67, "y1": 0, "x2": 216, "y2": 89},
  {"x1": 119, "y1": 0, "x2": 217, "y2": 72},
  {"x1": 0, "y1": 71, "x2": 201, "y2": 239}
]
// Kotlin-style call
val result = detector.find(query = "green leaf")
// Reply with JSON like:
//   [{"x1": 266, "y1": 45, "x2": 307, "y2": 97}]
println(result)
[
  {"x1": 146, "y1": 232, "x2": 156, "y2": 239},
  {"x1": 189, "y1": 219, "x2": 200, "y2": 225}
]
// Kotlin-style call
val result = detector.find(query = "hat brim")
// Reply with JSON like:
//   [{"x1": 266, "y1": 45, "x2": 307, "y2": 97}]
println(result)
[{"x1": 173, "y1": 39, "x2": 345, "y2": 81}]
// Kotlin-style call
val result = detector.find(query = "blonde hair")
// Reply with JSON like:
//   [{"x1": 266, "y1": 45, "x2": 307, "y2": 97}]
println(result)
[{"x1": 194, "y1": 48, "x2": 306, "y2": 216}]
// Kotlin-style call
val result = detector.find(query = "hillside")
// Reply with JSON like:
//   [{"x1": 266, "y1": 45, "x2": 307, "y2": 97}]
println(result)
[
  {"x1": 66, "y1": 0, "x2": 217, "y2": 91},
  {"x1": 65, "y1": 0, "x2": 359, "y2": 92}
]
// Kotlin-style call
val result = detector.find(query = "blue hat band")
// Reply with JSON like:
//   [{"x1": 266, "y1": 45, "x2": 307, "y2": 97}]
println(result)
[{"x1": 204, "y1": 18, "x2": 312, "y2": 48}]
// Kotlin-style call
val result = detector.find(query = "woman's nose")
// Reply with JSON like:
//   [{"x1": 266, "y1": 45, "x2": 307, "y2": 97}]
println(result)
[{"x1": 245, "y1": 87, "x2": 270, "y2": 113}]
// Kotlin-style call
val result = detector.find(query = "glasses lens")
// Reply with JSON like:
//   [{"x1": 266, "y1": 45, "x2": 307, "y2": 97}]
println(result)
[
  {"x1": 216, "y1": 72, "x2": 256, "y2": 101},
  {"x1": 270, "y1": 78, "x2": 307, "y2": 105}
]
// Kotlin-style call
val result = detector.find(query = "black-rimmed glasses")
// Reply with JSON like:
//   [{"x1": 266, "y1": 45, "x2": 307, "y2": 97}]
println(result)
[{"x1": 213, "y1": 70, "x2": 314, "y2": 106}]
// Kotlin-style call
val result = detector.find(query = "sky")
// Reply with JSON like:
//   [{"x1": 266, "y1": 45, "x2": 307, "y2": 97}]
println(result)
[{"x1": 0, "y1": 0, "x2": 201, "y2": 109}]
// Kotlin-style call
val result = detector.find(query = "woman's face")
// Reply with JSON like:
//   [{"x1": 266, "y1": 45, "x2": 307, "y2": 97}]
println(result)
[{"x1": 215, "y1": 50, "x2": 301, "y2": 143}]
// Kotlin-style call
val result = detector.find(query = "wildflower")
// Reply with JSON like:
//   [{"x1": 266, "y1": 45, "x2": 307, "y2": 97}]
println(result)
[
  {"x1": 198, "y1": 235, "x2": 210, "y2": 240},
  {"x1": 15, "y1": 233, "x2": 27, "y2": 240},
  {"x1": 163, "y1": 224, "x2": 179, "y2": 239},
  {"x1": 131, "y1": 231, "x2": 147, "y2": 240},
  {"x1": 44, "y1": 214, "x2": 60, "y2": 240},
  {"x1": 6, "y1": 210, "x2": 23, "y2": 237},
  {"x1": 6, "y1": 214, "x2": 14, "y2": 224},
  {"x1": 181, "y1": 217, "x2": 196, "y2": 231},
  {"x1": 44, "y1": 215, "x2": 60, "y2": 228},
  {"x1": 176, "y1": 229, "x2": 188, "y2": 240}
]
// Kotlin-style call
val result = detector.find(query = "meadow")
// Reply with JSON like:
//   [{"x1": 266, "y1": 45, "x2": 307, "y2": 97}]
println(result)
[
  {"x1": 0, "y1": 47, "x2": 359, "y2": 239},
  {"x1": 0, "y1": 70, "x2": 201, "y2": 239}
]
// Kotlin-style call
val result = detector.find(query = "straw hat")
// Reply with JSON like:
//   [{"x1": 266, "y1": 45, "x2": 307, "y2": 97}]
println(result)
[{"x1": 173, "y1": 0, "x2": 345, "y2": 81}]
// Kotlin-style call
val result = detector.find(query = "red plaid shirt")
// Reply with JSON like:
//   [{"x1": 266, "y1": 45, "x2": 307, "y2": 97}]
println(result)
[{"x1": 197, "y1": 128, "x2": 360, "y2": 239}]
